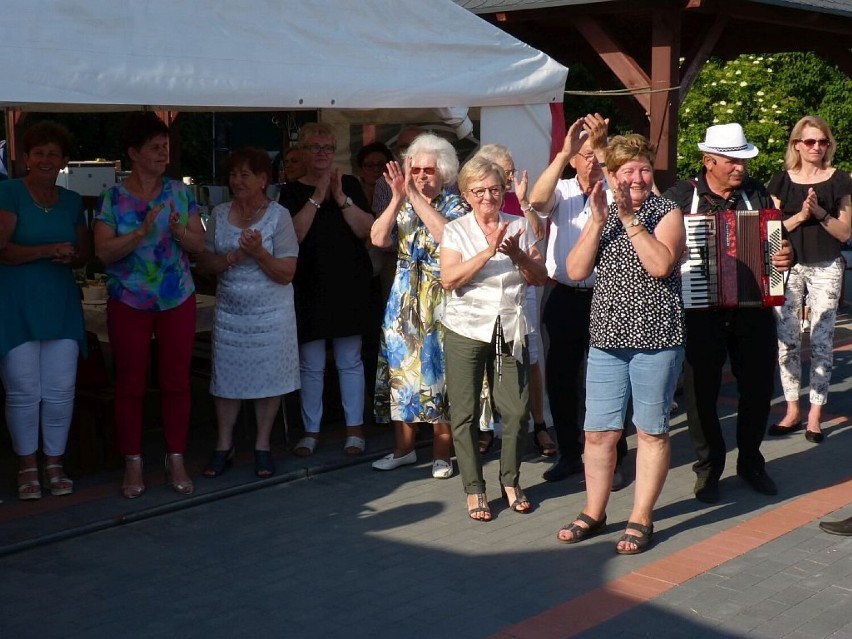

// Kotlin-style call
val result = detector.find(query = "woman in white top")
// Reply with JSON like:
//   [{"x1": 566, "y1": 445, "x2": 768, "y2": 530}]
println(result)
[{"x1": 440, "y1": 156, "x2": 547, "y2": 521}]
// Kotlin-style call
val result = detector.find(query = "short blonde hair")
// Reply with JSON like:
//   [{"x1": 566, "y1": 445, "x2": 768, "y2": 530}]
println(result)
[
  {"x1": 298, "y1": 122, "x2": 337, "y2": 148},
  {"x1": 605, "y1": 134, "x2": 656, "y2": 173},
  {"x1": 458, "y1": 155, "x2": 505, "y2": 194},
  {"x1": 785, "y1": 115, "x2": 836, "y2": 171}
]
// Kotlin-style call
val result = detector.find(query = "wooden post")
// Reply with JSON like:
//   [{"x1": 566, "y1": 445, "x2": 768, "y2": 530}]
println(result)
[{"x1": 649, "y1": 9, "x2": 681, "y2": 190}]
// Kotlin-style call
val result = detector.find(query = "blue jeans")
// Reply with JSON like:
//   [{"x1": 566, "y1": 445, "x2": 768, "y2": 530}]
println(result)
[{"x1": 584, "y1": 346, "x2": 684, "y2": 435}]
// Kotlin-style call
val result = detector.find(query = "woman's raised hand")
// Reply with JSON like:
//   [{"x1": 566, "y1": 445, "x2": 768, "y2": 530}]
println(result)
[
  {"x1": 514, "y1": 169, "x2": 529, "y2": 202},
  {"x1": 497, "y1": 227, "x2": 524, "y2": 262},
  {"x1": 588, "y1": 180, "x2": 609, "y2": 224},
  {"x1": 384, "y1": 160, "x2": 405, "y2": 200},
  {"x1": 488, "y1": 221, "x2": 511, "y2": 256},
  {"x1": 137, "y1": 203, "x2": 163, "y2": 239},
  {"x1": 168, "y1": 203, "x2": 184, "y2": 238},
  {"x1": 238, "y1": 228, "x2": 264, "y2": 258},
  {"x1": 330, "y1": 168, "x2": 345, "y2": 205},
  {"x1": 613, "y1": 180, "x2": 635, "y2": 222}
]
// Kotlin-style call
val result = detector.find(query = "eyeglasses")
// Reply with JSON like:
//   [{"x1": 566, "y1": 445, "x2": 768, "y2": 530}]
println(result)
[
  {"x1": 467, "y1": 186, "x2": 504, "y2": 199},
  {"x1": 305, "y1": 144, "x2": 335, "y2": 155},
  {"x1": 410, "y1": 166, "x2": 436, "y2": 176},
  {"x1": 797, "y1": 138, "x2": 830, "y2": 148}
]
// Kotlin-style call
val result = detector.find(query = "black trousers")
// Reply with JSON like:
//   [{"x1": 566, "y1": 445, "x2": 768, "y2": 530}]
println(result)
[
  {"x1": 543, "y1": 283, "x2": 627, "y2": 464},
  {"x1": 683, "y1": 307, "x2": 777, "y2": 479}
]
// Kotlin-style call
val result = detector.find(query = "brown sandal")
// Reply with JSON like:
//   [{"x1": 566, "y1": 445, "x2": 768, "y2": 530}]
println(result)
[
  {"x1": 615, "y1": 521, "x2": 654, "y2": 555},
  {"x1": 557, "y1": 512, "x2": 607, "y2": 544}
]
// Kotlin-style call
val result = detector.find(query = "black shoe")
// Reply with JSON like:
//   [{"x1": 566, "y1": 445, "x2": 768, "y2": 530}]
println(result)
[
  {"x1": 694, "y1": 475, "x2": 720, "y2": 504},
  {"x1": 542, "y1": 457, "x2": 584, "y2": 482},
  {"x1": 737, "y1": 468, "x2": 778, "y2": 496},
  {"x1": 805, "y1": 430, "x2": 825, "y2": 444},
  {"x1": 819, "y1": 516, "x2": 852, "y2": 536},
  {"x1": 767, "y1": 422, "x2": 803, "y2": 437}
]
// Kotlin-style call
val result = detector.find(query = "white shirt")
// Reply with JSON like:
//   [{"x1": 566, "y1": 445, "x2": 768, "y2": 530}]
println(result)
[
  {"x1": 545, "y1": 177, "x2": 611, "y2": 287},
  {"x1": 441, "y1": 213, "x2": 536, "y2": 359}
]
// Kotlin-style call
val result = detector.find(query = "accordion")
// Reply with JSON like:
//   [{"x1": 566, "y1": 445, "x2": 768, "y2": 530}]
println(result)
[{"x1": 681, "y1": 209, "x2": 785, "y2": 309}]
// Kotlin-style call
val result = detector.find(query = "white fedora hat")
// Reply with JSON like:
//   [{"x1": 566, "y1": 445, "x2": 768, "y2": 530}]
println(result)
[{"x1": 697, "y1": 123, "x2": 759, "y2": 159}]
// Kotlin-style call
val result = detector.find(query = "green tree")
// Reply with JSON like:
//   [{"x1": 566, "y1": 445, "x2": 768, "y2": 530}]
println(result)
[{"x1": 678, "y1": 52, "x2": 852, "y2": 183}]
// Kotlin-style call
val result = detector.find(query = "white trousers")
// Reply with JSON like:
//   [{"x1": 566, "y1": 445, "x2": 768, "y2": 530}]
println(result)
[
  {"x1": 298, "y1": 336, "x2": 364, "y2": 432},
  {"x1": 0, "y1": 339, "x2": 79, "y2": 456}
]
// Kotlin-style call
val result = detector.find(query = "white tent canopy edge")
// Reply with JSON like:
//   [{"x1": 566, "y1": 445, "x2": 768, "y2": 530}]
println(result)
[{"x1": 0, "y1": 0, "x2": 568, "y2": 178}]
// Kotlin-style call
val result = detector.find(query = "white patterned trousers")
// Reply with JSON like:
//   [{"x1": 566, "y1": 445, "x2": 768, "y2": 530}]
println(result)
[{"x1": 773, "y1": 258, "x2": 843, "y2": 405}]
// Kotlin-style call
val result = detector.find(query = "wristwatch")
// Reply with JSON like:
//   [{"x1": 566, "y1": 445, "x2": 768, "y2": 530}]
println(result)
[
  {"x1": 340, "y1": 196, "x2": 354, "y2": 209},
  {"x1": 625, "y1": 217, "x2": 642, "y2": 228}
]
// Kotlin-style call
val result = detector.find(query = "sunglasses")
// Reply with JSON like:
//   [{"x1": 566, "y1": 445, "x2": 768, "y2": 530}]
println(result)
[
  {"x1": 410, "y1": 166, "x2": 436, "y2": 176},
  {"x1": 797, "y1": 138, "x2": 830, "y2": 148}
]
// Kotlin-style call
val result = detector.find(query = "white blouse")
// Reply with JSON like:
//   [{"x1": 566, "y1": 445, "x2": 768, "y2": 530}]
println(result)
[{"x1": 441, "y1": 212, "x2": 537, "y2": 360}]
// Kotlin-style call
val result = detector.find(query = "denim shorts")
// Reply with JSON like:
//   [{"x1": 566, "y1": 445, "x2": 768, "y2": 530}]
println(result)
[{"x1": 584, "y1": 346, "x2": 684, "y2": 435}]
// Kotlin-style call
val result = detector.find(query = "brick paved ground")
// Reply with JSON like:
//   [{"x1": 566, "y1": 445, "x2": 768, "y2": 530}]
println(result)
[{"x1": 0, "y1": 310, "x2": 850, "y2": 639}]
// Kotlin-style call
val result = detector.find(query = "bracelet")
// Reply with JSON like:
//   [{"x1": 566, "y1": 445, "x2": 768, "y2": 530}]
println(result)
[
  {"x1": 308, "y1": 197, "x2": 322, "y2": 209},
  {"x1": 627, "y1": 227, "x2": 647, "y2": 239},
  {"x1": 176, "y1": 226, "x2": 187, "y2": 242},
  {"x1": 817, "y1": 212, "x2": 830, "y2": 223},
  {"x1": 522, "y1": 202, "x2": 541, "y2": 216}
]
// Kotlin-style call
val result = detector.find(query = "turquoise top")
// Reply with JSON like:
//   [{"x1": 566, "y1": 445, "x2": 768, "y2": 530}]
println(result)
[
  {"x1": 0, "y1": 179, "x2": 86, "y2": 360},
  {"x1": 95, "y1": 178, "x2": 197, "y2": 310}
]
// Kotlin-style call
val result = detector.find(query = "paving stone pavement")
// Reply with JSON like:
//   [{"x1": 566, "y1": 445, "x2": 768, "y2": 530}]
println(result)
[{"x1": 0, "y1": 310, "x2": 851, "y2": 639}]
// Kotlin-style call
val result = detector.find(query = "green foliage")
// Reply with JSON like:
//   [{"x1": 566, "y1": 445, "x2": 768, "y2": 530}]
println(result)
[{"x1": 678, "y1": 52, "x2": 852, "y2": 183}]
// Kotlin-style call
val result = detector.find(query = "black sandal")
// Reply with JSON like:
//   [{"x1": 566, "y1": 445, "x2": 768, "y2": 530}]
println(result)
[
  {"x1": 254, "y1": 450, "x2": 276, "y2": 478},
  {"x1": 533, "y1": 422, "x2": 557, "y2": 457},
  {"x1": 501, "y1": 483, "x2": 532, "y2": 513},
  {"x1": 467, "y1": 493, "x2": 492, "y2": 521},
  {"x1": 615, "y1": 521, "x2": 654, "y2": 555},
  {"x1": 203, "y1": 447, "x2": 234, "y2": 478},
  {"x1": 557, "y1": 512, "x2": 607, "y2": 544},
  {"x1": 478, "y1": 431, "x2": 495, "y2": 455}
]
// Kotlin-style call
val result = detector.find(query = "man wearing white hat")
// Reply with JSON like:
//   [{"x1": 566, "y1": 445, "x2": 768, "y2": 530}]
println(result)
[{"x1": 662, "y1": 123, "x2": 793, "y2": 504}]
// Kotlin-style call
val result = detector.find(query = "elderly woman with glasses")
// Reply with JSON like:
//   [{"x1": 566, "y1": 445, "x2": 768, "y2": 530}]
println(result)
[
  {"x1": 278, "y1": 123, "x2": 374, "y2": 457},
  {"x1": 370, "y1": 133, "x2": 466, "y2": 479},
  {"x1": 767, "y1": 116, "x2": 852, "y2": 444},
  {"x1": 440, "y1": 155, "x2": 547, "y2": 521}
]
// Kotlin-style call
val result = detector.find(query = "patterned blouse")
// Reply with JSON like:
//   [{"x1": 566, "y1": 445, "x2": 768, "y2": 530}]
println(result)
[
  {"x1": 589, "y1": 193, "x2": 684, "y2": 350},
  {"x1": 95, "y1": 178, "x2": 198, "y2": 311}
]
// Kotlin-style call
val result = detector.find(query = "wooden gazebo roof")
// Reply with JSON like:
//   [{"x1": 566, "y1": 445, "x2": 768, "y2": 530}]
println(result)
[{"x1": 455, "y1": 0, "x2": 852, "y2": 186}]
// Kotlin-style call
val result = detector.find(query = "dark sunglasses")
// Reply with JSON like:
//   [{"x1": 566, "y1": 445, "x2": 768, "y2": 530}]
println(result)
[
  {"x1": 797, "y1": 138, "x2": 830, "y2": 148},
  {"x1": 410, "y1": 166, "x2": 436, "y2": 176}
]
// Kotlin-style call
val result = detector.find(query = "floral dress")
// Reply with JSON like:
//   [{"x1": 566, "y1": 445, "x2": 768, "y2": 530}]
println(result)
[{"x1": 374, "y1": 191, "x2": 466, "y2": 423}]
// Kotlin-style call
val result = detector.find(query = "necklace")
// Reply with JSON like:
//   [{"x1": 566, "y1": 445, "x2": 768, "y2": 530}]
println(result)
[
  {"x1": 26, "y1": 183, "x2": 58, "y2": 214},
  {"x1": 237, "y1": 200, "x2": 268, "y2": 223}
]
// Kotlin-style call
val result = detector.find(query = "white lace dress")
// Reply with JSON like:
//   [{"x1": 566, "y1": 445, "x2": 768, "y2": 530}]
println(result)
[{"x1": 205, "y1": 201, "x2": 300, "y2": 398}]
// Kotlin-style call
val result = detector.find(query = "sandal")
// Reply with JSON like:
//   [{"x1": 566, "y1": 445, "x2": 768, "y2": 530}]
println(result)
[
  {"x1": 467, "y1": 493, "x2": 492, "y2": 522},
  {"x1": 164, "y1": 454, "x2": 195, "y2": 495},
  {"x1": 254, "y1": 450, "x2": 276, "y2": 478},
  {"x1": 17, "y1": 467, "x2": 42, "y2": 501},
  {"x1": 203, "y1": 448, "x2": 235, "y2": 478},
  {"x1": 557, "y1": 512, "x2": 607, "y2": 544},
  {"x1": 532, "y1": 422, "x2": 557, "y2": 457},
  {"x1": 121, "y1": 455, "x2": 146, "y2": 499},
  {"x1": 502, "y1": 483, "x2": 532, "y2": 513},
  {"x1": 343, "y1": 436, "x2": 366, "y2": 456},
  {"x1": 293, "y1": 436, "x2": 318, "y2": 457},
  {"x1": 615, "y1": 521, "x2": 654, "y2": 555},
  {"x1": 43, "y1": 464, "x2": 74, "y2": 496},
  {"x1": 478, "y1": 431, "x2": 494, "y2": 456}
]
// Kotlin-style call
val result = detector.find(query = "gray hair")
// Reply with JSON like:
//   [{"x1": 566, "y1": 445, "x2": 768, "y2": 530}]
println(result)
[{"x1": 405, "y1": 133, "x2": 459, "y2": 186}]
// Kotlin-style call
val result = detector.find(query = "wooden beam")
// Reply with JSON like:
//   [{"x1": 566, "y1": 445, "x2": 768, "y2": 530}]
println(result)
[
  {"x1": 649, "y1": 8, "x2": 681, "y2": 188},
  {"x1": 574, "y1": 15, "x2": 651, "y2": 113},
  {"x1": 679, "y1": 14, "x2": 728, "y2": 102},
  {"x1": 4, "y1": 110, "x2": 28, "y2": 178}
]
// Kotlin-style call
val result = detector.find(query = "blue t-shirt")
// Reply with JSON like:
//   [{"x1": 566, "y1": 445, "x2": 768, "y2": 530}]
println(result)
[{"x1": 0, "y1": 179, "x2": 86, "y2": 359}]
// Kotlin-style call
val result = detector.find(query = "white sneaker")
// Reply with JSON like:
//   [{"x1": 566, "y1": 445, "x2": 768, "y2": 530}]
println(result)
[
  {"x1": 431, "y1": 459, "x2": 453, "y2": 479},
  {"x1": 372, "y1": 450, "x2": 416, "y2": 471}
]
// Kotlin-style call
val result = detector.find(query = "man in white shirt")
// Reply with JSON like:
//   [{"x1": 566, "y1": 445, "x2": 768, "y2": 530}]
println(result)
[{"x1": 528, "y1": 119, "x2": 627, "y2": 486}]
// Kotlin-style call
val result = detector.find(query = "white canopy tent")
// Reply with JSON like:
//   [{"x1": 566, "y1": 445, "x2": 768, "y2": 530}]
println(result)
[{"x1": 1, "y1": 0, "x2": 568, "y2": 177}]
